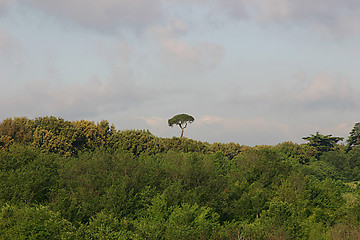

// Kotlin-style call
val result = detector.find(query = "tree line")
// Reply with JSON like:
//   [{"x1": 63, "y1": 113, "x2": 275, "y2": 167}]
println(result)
[
  {"x1": 0, "y1": 116, "x2": 245, "y2": 158},
  {"x1": 1, "y1": 116, "x2": 360, "y2": 239}
]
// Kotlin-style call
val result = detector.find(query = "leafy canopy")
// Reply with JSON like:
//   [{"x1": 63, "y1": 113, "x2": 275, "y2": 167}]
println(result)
[
  {"x1": 168, "y1": 114, "x2": 194, "y2": 127},
  {"x1": 3, "y1": 116, "x2": 360, "y2": 239},
  {"x1": 303, "y1": 132, "x2": 343, "y2": 155},
  {"x1": 347, "y1": 122, "x2": 360, "y2": 151},
  {"x1": 168, "y1": 114, "x2": 195, "y2": 138}
]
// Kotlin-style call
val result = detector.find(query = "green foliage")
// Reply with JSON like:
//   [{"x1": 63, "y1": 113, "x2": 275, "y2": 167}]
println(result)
[
  {"x1": 52, "y1": 149, "x2": 146, "y2": 223},
  {"x1": 168, "y1": 114, "x2": 195, "y2": 127},
  {"x1": 0, "y1": 135, "x2": 13, "y2": 150},
  {"x1": 347, "y1": 122, "x2": 360, "y2": 151},
  {"x1": 134, "y1": 196, "x2": 220, "y2": 239},
  {"x1": 111, "y1": 129, "x2": 163, "y2": 156},
  {"x1": 1, "y1": 116, "x2": 360, "y2": 239},
  {"x1": 0, "y1": 204, "x2": 75, "y2": 239},
  {"x1": 303, "y1": 132, "x2": 344, "y2": 157},
  {"x1": 164, "y1": 203, "x2": 220, "y2": 240},
  {"x1": 347, "y1": 146, "x2": 360, "y2": 179},
  {"x1": 0, "y1": 145, "x2": 60, "y2": 204},
  {"x1": 75, "y1": 211, "x2": 136, "y2": 239},
  {"x1": 301, "y1": 160, "x2": 341, "y2": 180},
  {"x1": 0, "y1": 116, "x2": 115, "y2": 157},
  {"x1": 210, "y1": 142, "x2": 245, "y2": 160},
  {"x1": 274, "y1": 141, "x2": 317, "y2": 164},
  {"x1": 0, "y1": 117, "x2": 35, "y2": 144}
]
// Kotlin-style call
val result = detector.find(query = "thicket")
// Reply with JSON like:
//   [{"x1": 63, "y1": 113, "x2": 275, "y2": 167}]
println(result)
[{"x1": 1, "y1": 116, "x2": 360, "y2": 239}]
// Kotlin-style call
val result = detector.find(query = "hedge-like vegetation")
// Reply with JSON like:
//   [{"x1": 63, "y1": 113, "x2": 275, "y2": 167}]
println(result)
[{"x1": 1, "y1": 116, "x2": 360, "y2": 239}]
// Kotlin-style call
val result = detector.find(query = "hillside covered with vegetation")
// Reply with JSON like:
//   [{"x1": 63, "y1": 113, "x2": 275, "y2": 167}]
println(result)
[{"x1": 1, "y1": 116, "x2": 360, "y2": 239}]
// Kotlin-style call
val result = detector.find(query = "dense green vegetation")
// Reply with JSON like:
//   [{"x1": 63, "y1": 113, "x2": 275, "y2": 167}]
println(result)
[{"x1": 1, "y1": 116, "x2": 360, "y2": 239}]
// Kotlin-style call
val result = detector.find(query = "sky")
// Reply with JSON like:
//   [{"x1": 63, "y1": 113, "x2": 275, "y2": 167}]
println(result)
[{"x1": 1, "y1": 0, "x2": 360, "y2": 146}]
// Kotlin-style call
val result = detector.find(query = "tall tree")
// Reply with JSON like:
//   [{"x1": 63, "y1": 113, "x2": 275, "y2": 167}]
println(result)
[
  {"x1": 168, "y1": 114, "x2": 194, "y2": 138},
  {"x1": 347, "y1": 122, "x2": 360, "y2": 151},
  {"x1": 303, "y1": 132, "x2": 343, "y2": 157}
]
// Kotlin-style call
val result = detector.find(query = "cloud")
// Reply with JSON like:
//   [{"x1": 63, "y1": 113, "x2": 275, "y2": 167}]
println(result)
[
  {"x1": 20, "y1": 0, "x2": 164, "y2": 33},
  {"x1": 142, "y1": 116, "x2": 170, "y2": 136},
  {"x1": 169, "y1": 0, "x2": 248, "y2": 19},
  {"x1": 195, "y1": 115, "x2": 355, "y2": 145},
  {"x1": 198, "y1": 115, "x2": 222, "y2": 125},
  {"x1": 150, "y1": 20, "x2": 224, "y2": 73},
  {"x1": 248, "y1": 0, "x2": 360, "y2": 37},
  {"x1": 293, "y1": 74, "x2": 358, "y2": 109},
  {"x1": 268, "y1": 73, "x2": 360, "y2": 111},
  {"x1": 198, "y1": 116, "x2": 290, "y2": 134},
  {"x1": 225, "y1": 73, "x2": 359, "y2": 113},
  {"x1": 0, "y1": 0, "x2": 13, "y2": 16},
  {"x1": 322, "y1": 122, "x2": 353, "y2": 139},
  {"x1": 159, "y1": 39, "x2": 224, "y2": 73},
  {"x1": 5, "y1": 0, "x2": 358, "y2": 40},
  {"x1": 191, "y1": 115, "x2": 293, "y2": 144},
  {"x1": 0, "y1": 26, "x2": 22, "y2": 60},
  {"x1": 143, "y1": 116, "x2": 167, "y2": 128},
  {"x1": 97, "y1": 38, "x2": 134, "y2": 67},
  {"x1": 172, "y1": 0, "x2": 360, "y2": 38},
  {"x1": 216, "y1": 0, "x2": 248, "y2": 19},
  {"x1": 0, "y1": 66, "x2": 157, "y2": 119}
]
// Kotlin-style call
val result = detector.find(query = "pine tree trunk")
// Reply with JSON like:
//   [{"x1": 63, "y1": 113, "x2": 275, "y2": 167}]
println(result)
[{"x1": 180, "y1": 127, "x2": 184, "y2": 138}]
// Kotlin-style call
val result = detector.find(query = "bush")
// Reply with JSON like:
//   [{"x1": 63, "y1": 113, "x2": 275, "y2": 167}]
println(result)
[{"x1": 0, "y1": 204, "x2": 75, "y2": 239}]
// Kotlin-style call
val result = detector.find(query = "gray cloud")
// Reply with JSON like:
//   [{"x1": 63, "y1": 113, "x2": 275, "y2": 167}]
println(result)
[
  {"x1": 150, "y1": 20, "x2": 224, "y2": 74},
  {"x1": 224, "y1": 73, "x2": 360, "y2": 113},
  {"x1": 248, "y1": 0, "x2": 360, "y2": 37},
  {"x1": 168, "y1": 0, "x2": 248, "y2": 19},
  {"x1": 292, "y1": 74, "x2": 358, "y2": 110},
  {"x1": 0, "y1": 0, "x2": 13, "y2": 17},
  {"x1": 276, "y1": 74, "x2": 359, "y2": 111},
  {"x1": 0, "y1": 26, "x2": 22, "y2": 60},
  {"x1": 19, "y1": 0, "x2": 164, "y2": 33},
  {"x1": 192, "y1": 115, "x2": 354, "y2": 145},
  {"x1": 0, "y1": 67, "x2": 158, "y2": 119},
  {"x1": 174, "y1": 0, "x2": 360, "y2": 38},
  {"x1": 1, "y1": 0, "x2": 356, "y2": 39}
]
